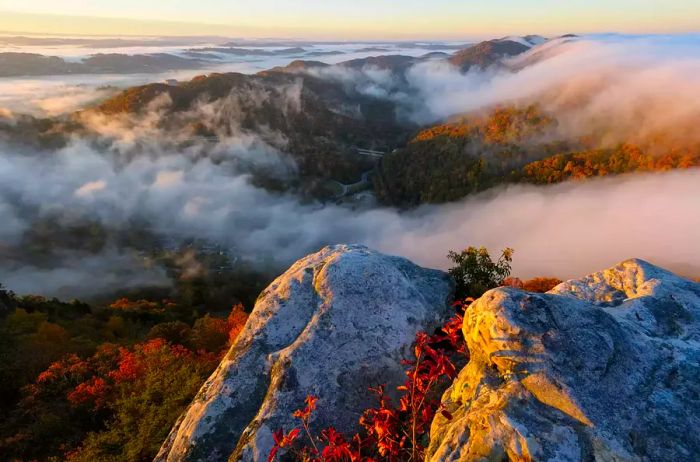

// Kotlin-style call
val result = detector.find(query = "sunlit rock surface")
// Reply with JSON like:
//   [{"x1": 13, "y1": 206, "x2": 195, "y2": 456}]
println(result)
[
  {"x1": 427, "y1": 259, "x2": 700, "y2": 462},
  {"x1": 156, "y1": 244, "x2": 453, "y2": 462}
]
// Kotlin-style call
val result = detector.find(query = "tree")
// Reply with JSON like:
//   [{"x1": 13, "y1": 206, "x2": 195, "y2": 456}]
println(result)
[
  {"x1": 447, "y1": 247, "x2": 513, "y2": 298},
  {"x1": 147, "y1": 321, "x2": 192, "y2": 347},
  {"x1": 0, "y1": 283, "x2": 15, "y2": 313}
]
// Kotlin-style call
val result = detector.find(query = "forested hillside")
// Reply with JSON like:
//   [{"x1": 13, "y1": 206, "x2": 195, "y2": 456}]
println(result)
[
  {"x1": 374, "y1": 105, "x2": 700, "y2": 206},
  {"x1": 0, "y1": 286, "x2": 248, "y2": 461}
]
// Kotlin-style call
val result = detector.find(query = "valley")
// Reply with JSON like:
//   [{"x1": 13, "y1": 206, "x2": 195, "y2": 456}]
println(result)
[{"x1": 0, "y1": 25, "x2": 699, "y2": 462}]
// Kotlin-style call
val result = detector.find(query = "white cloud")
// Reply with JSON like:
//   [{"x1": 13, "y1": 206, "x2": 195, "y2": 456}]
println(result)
[
  {"x1": 153, "y1": 170, "x2": 184, "y2": 188},
  {"x1": 74, "y1": 179, "x2": 107, "y2": 197}
]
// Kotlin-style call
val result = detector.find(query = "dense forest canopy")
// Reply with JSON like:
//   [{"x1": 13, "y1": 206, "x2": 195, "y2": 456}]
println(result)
[
  {"x1": 0, "y1": 284, "x2": 248, "y2": 461},
  {"x1": 374, "y1": 106, "x2": 700, "y2": 206}
]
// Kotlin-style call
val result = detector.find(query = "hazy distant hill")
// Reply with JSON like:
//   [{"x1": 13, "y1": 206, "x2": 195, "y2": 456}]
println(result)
[
  {"x1": 448, "y1": 39, "x2": 531, "y2": 72},
  {"x1": 263, "y1": 60, "x2": 330, "y2": 73},
  {"x1": 339, "y1": 54, "x2": 419, "y2": 72},
  {"x1": 186, "y1": 46, "x2": 306, "y2": 56},
  {"x1": 0, "y1": 53, "x2": 82, "y2": 76},
  {"x1": 0, "y1": 35, "x2": 214, "y2": 48},
  {"x1": 82, "y1": 53, "x2": 204, "y2": 73},
  {"x1": 0, "y1": 52, "x2": 204, "y2": 77}
]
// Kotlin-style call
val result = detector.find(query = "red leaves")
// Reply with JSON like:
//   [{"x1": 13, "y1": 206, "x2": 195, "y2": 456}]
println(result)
[
  {"x1": 269, "y1": 301, "x2": 470, "y2": 462},
  {"x1": 269, "y1": 428, "x2": 302, "y2": 462},
  {"x1": 293, "y1": 395, "x2": 318, "y2": 421},
  {"x1": 108, "y1": 348, "x2": 141, "y2": 383},
  {"x1": 67, "y1": 377, "x2": 108, "y2": 408},
  {"x1": 361, "y1": 394, "x2": 402, "y2": 459},
  {"x1": 388, "y1": 311, "x2": 467, "y2": 459},
  {"x1": 27, "y1": 335, "x2": 220, "y2": 423},
  {"x1": 440, "y1": 314, "x2": 467, "y2": 355},
  {"x1": 36, "y1": 354, "x2": 86, "y2": 384},
  {"x1": 320, "y1": 428, "x2": 354, "y2": 461},
  {"x1": 270, "y1": 397, "x2": 317, "y2": 462}
]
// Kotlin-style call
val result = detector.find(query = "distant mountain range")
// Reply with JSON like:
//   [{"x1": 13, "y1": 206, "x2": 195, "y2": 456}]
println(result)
[
  {"x1": 0, "y1": 36, "x2": 542, "y2": 77},
  {"x1": 185, "y1": 46, "x2": 306, "y2": 56},
  {"x1": 0, "y1": 35, "x2": 215, "y2": 48},
  {"x1": 268, "y1": 35, "x2": 551, "y2": 76},
  {"x1": 0, "y1": 52, "x2": 205, "y2": 77},
  {"x1": 6, "y1": 33, "x2": 691, "y2": 208}
]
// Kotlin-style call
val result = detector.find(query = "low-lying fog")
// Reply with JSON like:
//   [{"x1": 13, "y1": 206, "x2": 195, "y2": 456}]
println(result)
[{"x1": 1, "y1": 33, "x2": 699, "y2": 298}]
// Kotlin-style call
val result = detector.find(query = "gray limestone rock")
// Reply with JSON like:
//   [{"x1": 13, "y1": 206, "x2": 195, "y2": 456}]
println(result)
[
  {"x1": 156, "y1": 244, "x2": 453, "y2": 462},
  {"x1": 427, "y1": 259, "x2": 700, "y2": 462}
]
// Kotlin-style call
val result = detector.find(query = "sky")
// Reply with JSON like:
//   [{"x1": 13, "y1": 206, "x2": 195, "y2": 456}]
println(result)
[{"x1": 0, "y1": 1, "x2": 699, "y2": 39}]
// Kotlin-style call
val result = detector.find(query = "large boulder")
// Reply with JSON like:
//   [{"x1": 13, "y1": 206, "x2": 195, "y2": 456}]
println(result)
[
  {"x1": 156, "y1": 244, "x2": 453, "y2": 462},
  {"x1": 427, "y1": 259, "x2": 700, "y2": 462}
]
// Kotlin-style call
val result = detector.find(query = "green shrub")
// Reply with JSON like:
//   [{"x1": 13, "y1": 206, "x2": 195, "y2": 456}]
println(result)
[{"x1": 447, "y1": 247, "x2": 513, "y2": 299}]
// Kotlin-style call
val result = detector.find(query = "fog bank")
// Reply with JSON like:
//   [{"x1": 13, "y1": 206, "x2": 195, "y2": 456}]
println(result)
[{"x1": 1, "y1": 33, "x2": 700, "y2": 297}]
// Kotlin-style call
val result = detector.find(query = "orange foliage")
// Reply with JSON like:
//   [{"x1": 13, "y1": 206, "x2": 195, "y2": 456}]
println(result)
[
  {"x1": 413, "y1": 122, "x2": 471, "y2": 141},
  {"x1": 36, "y1": 354, "x2": 87, "y2": 384},
  {"x1": 412, "y1": 105, "x2": 554, "y2": 144},
  {"x1": 107, "y1": 347, "x2": 142, "y2": 383},
  {"x1": 227, "y1": 304, "x2": 248, "y2": 344},
  {"x1": 502, "y1": 277, "x2": 563, "y2": 293},
  {"x1": 502, "y1": 277, "x2": 524, "y2": 289},
  {"x1": 109, "y1": 298, "x2": 161, "y2": 311},
  {"x1": 522, "y1": 143, "x2": 700, "y2": 184},
  {"x1": 67, "y1": 377, "x2": 108, "y2": 408},
  {"x1": 522, "y1": 277, "x2": 563, "y2": 293}
]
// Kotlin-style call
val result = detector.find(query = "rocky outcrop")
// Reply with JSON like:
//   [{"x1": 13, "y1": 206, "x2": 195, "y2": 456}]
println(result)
[
  {"x1": 427, "y1": 259, "x2": 700, "y2": 461},
  {"x1": 156, "y1": 244, "x2": 453, "y2": 462}
]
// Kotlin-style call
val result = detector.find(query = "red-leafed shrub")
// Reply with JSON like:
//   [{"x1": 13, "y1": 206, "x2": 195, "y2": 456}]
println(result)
[{"x1": 270, "y1": 300, "x2": 470, "y2": 462}]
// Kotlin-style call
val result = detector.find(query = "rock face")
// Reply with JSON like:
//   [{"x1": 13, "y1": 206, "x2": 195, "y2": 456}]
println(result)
[
  {"x1": 427, "y1": 259, "x2": 700, "y2": 462},
  {"x1": 156, "y1": 244, "x2": 453, "y2": 462}
]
